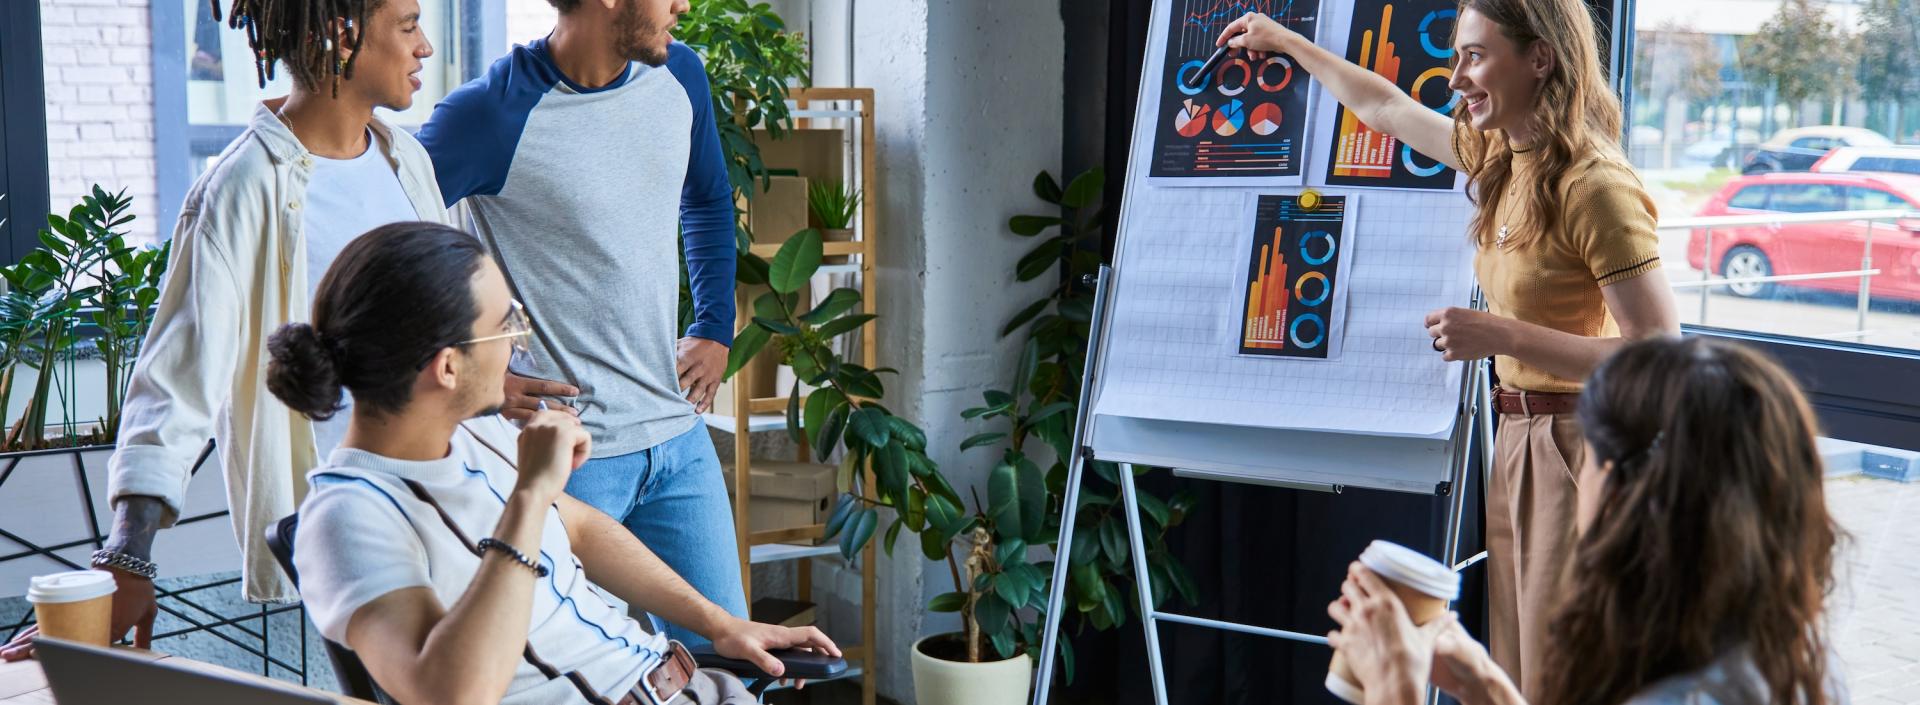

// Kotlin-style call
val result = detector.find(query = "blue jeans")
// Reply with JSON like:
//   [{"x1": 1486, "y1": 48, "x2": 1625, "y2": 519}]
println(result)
[{"x1": 564, "y1": 418, "x2": 747, "y2": 645}]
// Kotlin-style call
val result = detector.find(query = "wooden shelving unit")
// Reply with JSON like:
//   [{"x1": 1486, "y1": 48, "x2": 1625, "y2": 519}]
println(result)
[{"x1": 707, "y1": 87, "x2": 878, "y2": 705}]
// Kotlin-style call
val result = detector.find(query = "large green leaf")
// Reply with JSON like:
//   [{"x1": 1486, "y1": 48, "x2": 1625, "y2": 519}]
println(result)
[
  {"x1": 1061, "y1": 168, "x2": 1105, "y2": 209},
  {"x1": 768, "y1": 228, "x2": 822, "y2": 294},
  {"x1": 994, "y1": 569, "x2": 1033, "y2": 614},
  {"x1": 926, "y1": 492, "x2": 965, "y2": 536},
  {"x1": 815, "y1": 403, "x2": 851, "y2": 462},
  {"x1": 816, "y1": 313, "x2": 875, "y2": 339},
  {"x1": 959, "y1": 432, "x2": 1006, "y2": 451},
  {"x1": 736, "y1": 252, "x2": 771, "y2": 285},
  {"x1": 785, "y1": 378, "x2": 804, "y2": 444},
  {"x1": 1008, "y1": 215, "x2": 1063, "y2": 236},
  {"x1": 752, "y1": 316, "x2": 799, "y2": 336},
  {"x1": 847, "y1": 406, "x2": 892, "y2": 448},
  {"x1": 798, "y1": 287, "x2": 862, "y2": 325},
  {"x1": 928, "y1": 591, "x2": 968, "y2": 612},
  {"x1": 823, "y1": 493, "x2": 856, "y2": 538},
  {"x1": 1137, "y1": 491, "x2": 1171, "y2": 529},
  {"x1": 725, "y1": 324, "x2": 771, "y2": 378},
  {"x1": 1032, "y1": 171, "x2": 1063, "y2": 204},
  {"x1": 1016, "y1": 239, "x2": 1067, "y2": 281},
  {"x1": 974, "y1": 592, "x2": 1012, "y2": 630},
  {"x1": 838, "y1": 507, "x2": 878, "y2": 559},
  {"x1": 874, "y1": 440, "x2": 910, "y2": 502},
  {"x1": 1001, "y1": 298, "x2": 1050, "y2": 338},
  {"x1": 1014, "y1": 454, "x2": 1047, "y2": 544},
  {"x1": 1099, "y1": 518, "x2": 1128, "y2": 566},
  {"x1": 803, "y1": 388, "x2": 847, "y2": 448}
]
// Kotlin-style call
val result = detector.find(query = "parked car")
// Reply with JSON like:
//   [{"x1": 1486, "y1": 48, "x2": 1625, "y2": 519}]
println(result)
[
  {"x1": 1687, "y1": 172, "x2": 1920, "y2": 301},
  {"x1": 1741, "y1": 126, "x2": 1892, "y2": 174},
  {"x1": 1811, "y1": 145, "x2": 1920, "y2": 176}
]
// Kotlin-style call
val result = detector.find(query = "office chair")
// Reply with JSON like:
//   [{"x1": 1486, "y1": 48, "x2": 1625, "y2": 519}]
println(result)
[{"x1": 265, "y1": 514, "x2": 836, "y2": 703}]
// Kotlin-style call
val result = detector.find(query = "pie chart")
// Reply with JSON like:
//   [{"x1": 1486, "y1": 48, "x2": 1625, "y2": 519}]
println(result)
[
  {"x1": 1250, "y1": 103, "x2": 1282, "y2": 135},
  {"x1": 1175, "y1": 99, "x2": 1211, "y2": 138},
  {"x1": 1212, "y1": 99, "x2": 1246, "y2": 137}
]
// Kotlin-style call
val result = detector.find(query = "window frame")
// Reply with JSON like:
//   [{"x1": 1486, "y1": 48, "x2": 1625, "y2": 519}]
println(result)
[
  {"x1": 1618, "y1": 0, "x2": 1920, "y2": 452},
  {"x1": 1, "y1": 1, "x2": 51, "y2": 265}
]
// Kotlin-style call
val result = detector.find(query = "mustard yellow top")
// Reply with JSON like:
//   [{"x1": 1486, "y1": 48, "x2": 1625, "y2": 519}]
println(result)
[{"x1": 1472, "y1": 149, "x2": 1662, "y2": 393}]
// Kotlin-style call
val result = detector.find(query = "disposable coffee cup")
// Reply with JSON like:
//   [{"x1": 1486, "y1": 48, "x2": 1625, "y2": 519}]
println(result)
[
  {"x1": 28, "y1": 570, "x2": 117, "y2": 647},
  {"x1": 1326, "y1": 541, "x2": 1460, "y2": 704}
]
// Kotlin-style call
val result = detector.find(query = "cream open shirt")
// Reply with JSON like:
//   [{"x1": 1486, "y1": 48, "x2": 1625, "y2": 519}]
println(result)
[{"x1": 107, "y1": 101, "x2": 452, "y2": 602}]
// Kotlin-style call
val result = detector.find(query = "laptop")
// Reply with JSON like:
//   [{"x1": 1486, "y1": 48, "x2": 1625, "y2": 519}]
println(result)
[{"x1": 36, "y1": 637, "x2": 332, "y2": 704}]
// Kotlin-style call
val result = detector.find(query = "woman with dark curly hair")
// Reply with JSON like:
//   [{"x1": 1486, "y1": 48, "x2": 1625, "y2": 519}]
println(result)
[{"x1": 1327, "y1": 337, "x2": 1844, "y2": 705}]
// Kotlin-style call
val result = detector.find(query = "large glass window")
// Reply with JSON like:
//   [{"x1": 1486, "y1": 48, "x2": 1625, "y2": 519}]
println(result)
[
  {"x1": 1631, "y1": 0, "x2": 1920, "y2": 355},
  {"x1": 1629, "y1": 5, "x2": 1920, "y2": 703}
]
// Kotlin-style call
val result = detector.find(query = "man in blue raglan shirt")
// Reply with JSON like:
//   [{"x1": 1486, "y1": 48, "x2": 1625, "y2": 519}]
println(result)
[{"x1": 416, "y1": 0, "x2": 746, "y2": 642}]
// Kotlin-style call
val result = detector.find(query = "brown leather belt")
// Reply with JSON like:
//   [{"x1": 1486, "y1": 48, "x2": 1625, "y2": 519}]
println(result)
[
  {"x1": 617, "y1": 640, "x2": 698, "y2": 705},
  {"x1": 1492, "y1": 387, "x2": 1580, "y2": 416}
]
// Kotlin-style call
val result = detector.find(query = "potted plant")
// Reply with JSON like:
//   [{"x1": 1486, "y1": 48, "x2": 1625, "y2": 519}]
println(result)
[
  {"x1": 807, "y1": 180, "x2": 861, "y2": 264},
  {"x1": 729, "y1": 170, "x2": 1200, "y2": 704},
  {"x1": 0, "y1": 186, "x2": 189, "y2": 595}
]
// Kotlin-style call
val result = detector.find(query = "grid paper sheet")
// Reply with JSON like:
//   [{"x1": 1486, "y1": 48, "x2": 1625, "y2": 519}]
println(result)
[{"x1": 1091, "y1": 0, "x2": 1477, "y2": 440}]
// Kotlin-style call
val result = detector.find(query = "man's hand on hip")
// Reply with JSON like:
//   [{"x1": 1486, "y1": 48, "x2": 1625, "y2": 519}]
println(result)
[
  {"x1": 676, "y1": 337, "x2": 728, "y2": 414},
  {"x1": 503, "y1": 373, "x2": 579, "y2": 423}
]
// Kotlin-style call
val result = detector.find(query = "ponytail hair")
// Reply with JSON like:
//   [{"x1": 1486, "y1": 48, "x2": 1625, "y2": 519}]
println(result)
[{"x1": 265, "y1": 221, "x2": 489, "y2": 420}]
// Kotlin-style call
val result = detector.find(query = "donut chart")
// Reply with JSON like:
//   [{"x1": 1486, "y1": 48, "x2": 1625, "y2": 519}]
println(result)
[{"x1": 1250, "y1": 103, "x2": 1283, "y2": 136}]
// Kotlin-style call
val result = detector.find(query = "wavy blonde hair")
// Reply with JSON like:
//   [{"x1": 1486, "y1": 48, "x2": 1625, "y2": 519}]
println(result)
[{"x1": 1451, "y1": 0, "x2": 1626, "y2": 251}]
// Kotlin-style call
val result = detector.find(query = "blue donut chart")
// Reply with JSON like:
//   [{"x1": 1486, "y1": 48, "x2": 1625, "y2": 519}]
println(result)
[
  {"x1": 1289, "y1": 313, "x2": 1326, "y2": 349},
  {"x1": 1294, "y1": 271, "x2": 1331, "y2": 307},
  {"x1": 1419, "y1": 10, "x2": 1457, "y2": 59},
  {"x1": 1401, "y1": 144, "x2": 1448, "y2": 177},
  {"x1": 1300, "y1": 230, "x2": 1336, "y2": 266},
  {"x1": 1176, "y1": 59, "x2": 1207, "y2": 96}
]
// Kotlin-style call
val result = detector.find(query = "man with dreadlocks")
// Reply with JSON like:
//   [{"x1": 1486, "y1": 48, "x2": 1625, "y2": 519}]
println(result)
[
  {"x1": 416, "y1": 0, "x2": 746, "y2": 644},
  {"x1": 3, "y1": 0, "x2": 446, "y2": 661}
]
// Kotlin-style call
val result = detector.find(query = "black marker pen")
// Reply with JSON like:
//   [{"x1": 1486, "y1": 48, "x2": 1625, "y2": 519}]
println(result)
[{"x1": 1187, "y1": 30, "x2": 1245, "y2": 90}]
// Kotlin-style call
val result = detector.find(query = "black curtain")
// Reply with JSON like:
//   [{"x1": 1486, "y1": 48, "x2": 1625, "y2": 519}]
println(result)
[{"x1": 1053, "y1": 0, "x2": 1625, "y2": 701}]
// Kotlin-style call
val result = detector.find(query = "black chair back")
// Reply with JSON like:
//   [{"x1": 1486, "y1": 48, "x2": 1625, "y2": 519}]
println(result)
[{"x1": 264, "y1": 514, "x2": 390, "y2": 703}]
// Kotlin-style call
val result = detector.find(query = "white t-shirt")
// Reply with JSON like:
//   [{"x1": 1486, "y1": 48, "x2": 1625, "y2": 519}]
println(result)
[
  {"x1": 302, "y1": 133, "x2": 420, "y2": 455},
  {"x1": 293, "y1": 416, "x2": 666, "y2": 704}
]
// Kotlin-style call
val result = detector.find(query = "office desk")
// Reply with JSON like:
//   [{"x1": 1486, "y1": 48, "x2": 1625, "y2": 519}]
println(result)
[{"x1": 0, "y1": 648, "x2": 375, "y2": 704}]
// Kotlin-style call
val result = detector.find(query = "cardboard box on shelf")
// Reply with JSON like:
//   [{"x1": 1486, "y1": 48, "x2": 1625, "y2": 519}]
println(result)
[
  {"x1": 722, "y1": 460, "x2": 839, "y2": 545},
  {"x1": 742, "y1": 175, "x2": 810, "y2": 247}
]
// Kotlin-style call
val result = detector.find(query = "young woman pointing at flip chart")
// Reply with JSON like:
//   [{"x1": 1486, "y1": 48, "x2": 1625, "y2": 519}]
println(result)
[{"x1": 1217, "y1": 1, "x2": 1680, "y2": 697}]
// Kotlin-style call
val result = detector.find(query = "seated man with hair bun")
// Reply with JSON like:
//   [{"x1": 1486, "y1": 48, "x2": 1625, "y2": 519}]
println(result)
[{"x1": 268, "y1": 221, "x2": 837, "y2": 705}]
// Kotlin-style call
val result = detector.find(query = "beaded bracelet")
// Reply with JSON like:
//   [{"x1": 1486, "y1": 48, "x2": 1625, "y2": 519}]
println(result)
[{"x1": 477, "y1": 538, "x2": 549, "y2": 577}]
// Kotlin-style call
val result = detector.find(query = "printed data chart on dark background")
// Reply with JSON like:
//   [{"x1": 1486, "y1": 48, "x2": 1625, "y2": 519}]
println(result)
[
  {"x1": 1323, "y1": 0, "x2": 1460, "y2": 190},
  {"x1": 1239, "y1": 193, "x2": 1347, "y2": 359},
  {"x1": 1151, "y1": 0, "x2": 1321, "y2": 180}
]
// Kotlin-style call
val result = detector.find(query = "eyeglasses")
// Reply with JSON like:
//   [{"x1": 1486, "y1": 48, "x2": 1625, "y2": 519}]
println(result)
[{"x1": 456, "y1": 299, "x2": 534, "y2": 369}]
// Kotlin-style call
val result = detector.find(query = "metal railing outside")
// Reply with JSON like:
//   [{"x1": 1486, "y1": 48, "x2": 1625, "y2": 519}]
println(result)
[{"x1": 1655, "y1": 208, "x2": 1919, "y2": 340}]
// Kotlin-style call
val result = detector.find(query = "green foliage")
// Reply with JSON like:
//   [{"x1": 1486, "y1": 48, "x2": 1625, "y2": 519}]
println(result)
[
  {"x1": 1746, "y1": 0, "x2": 1858, "y2": 113},
  {"x1": 674, "y1": 0, "x2": 812, "y2": 205},
  {"x1": 953, "y1": 169, "x2": 1199, "y2": 676},
  {"x1": 674, "y1": 0, "x2": 811, "y2": 340},
  {"x1": 0, "y1": 186, "x2": 171, "y2": 450},
  {"x1": 1856, "y1": 0, "x2": 1920, "y2": 107},
  {"x1": 806, "y1": 180, "x2": 862, "y2": 230}
]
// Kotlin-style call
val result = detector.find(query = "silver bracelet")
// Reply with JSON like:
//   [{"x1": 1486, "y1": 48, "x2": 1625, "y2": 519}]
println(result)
[
  {"x1": 91, "y1": 549, "x2": 157, "y2": 580},
  {"x1": 477, "y1": 538, "x2": 548, "y2": 577}
]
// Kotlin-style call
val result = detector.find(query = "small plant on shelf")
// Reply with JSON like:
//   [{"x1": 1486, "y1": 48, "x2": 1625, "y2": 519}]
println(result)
[{"x1": 807, "y1": 180, "x2": 861, "y2": 231}]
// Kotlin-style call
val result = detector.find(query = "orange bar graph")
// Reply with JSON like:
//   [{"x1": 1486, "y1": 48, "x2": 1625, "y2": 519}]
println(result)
[
  {"x1": 1332, "y1": 5, "x2": 1402, "y2": 177},
  {"x1": 1241, "y1": 230, "x2": 1290, "y2": 350}
]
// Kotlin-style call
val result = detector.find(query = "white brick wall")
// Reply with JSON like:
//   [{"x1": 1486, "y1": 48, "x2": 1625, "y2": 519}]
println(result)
[
  {"x1": 505, "y1": 0, "x2": 557, "y2": 50},
  {"x1": 42, "y1": 0, "x2": 162, "y2": 246}
]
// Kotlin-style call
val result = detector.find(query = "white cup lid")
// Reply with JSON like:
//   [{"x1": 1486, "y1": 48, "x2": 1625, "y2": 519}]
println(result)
[
  {"x1": 1358, "y1": 540, "x2": 1459, "y2": 600},
  {"x1": 27, "y1": 570, "x2": 117, "y2": 604}
]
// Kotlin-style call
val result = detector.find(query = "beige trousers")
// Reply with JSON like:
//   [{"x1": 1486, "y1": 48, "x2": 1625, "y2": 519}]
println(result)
[{"x1": 1487, "y1": 411, "x2": 1584, "y2": 701}]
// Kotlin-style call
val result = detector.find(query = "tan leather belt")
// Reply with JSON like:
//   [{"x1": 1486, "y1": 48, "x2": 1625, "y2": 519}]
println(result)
[
  {"x1": 1492, "y1": 387, "x2": 1580, "y2": 416},
  {"x1": 617, "y1": 640, "x2": 698, "y2": 705}
]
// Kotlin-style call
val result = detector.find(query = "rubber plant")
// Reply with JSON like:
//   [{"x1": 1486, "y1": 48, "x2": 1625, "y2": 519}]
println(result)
[{"x1": 950, "y1": 168, "x2": 1200, "y2": 677}]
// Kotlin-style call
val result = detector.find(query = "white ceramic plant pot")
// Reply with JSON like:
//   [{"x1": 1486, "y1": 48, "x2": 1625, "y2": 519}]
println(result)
[{"x1": 910, "y1": 633, "x2": 1032, "y2": 705}]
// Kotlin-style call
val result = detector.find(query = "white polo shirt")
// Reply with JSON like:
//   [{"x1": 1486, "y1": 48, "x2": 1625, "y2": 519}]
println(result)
[{"x1": 292, "y1": 415, "x2": 668, "y2": 704}]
